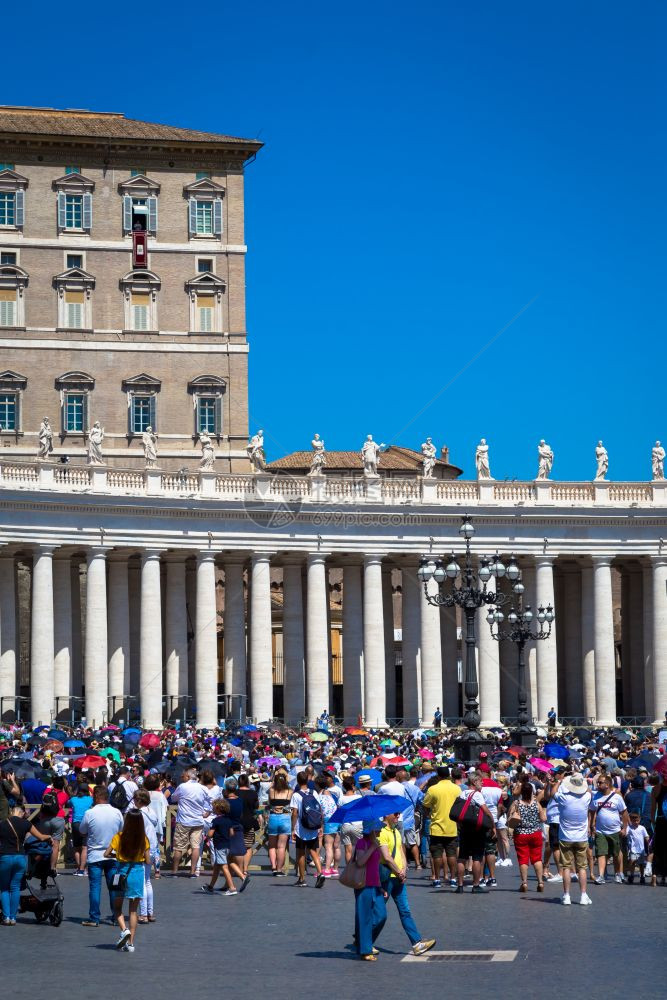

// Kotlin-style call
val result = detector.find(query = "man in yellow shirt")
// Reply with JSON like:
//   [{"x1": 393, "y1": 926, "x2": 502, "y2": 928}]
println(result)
[
  {"x1": 379, "y1": 813, "x2": 436, "y2": 957},
  {"x1": 422, "y1": 766, "x2": 463, "y2": 887}
]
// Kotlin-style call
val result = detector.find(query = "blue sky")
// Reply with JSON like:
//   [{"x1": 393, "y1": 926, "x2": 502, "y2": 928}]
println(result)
[{"x1": 6, "y1": 2, "x2": 666, "y2": 480}]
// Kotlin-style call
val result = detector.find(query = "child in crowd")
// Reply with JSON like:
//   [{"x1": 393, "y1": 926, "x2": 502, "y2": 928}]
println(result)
[
  {"x1": 625, "y1": 812, "x2": 650, "y2": 885},
  {"x1": 200, "y1": 798, "x2": 248, "y2": 897}
]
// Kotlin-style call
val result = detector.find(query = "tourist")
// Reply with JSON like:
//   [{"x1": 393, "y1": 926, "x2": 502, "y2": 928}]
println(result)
[
  {"x1": 290, "y1": 770, "x2": 325, "y2": 887},
  {"x1": 379, "y1": 812, "x2": 436, "y2": 956},
  {"x1": 541, "y1": 774, "x2": 563, "y2": 884},
  {"x1": 494, "y1": 774, "x2": 512, "y2": 867},
  {"x1": 422, "y1": 766, "x2": 461, "y2": 888},
  {"x1": 236, "y1": 773, "x2": 259, "y2": 876},
  {"x1": 508, "y1": 777, "x2": 545, "y2": 893},
  {"x1": 69, "y1": 781, "x2": 94, "y2": 876},
  {"x1": 353, "y1": 820, "x2": 386, "y2": 961},
  {"x1": 169, "y1": 768, "x2": 211, "y2": 877},
  {"x1": 133, "y1": 788, "x2": 159, "y2": 924},
  {"x1": 317, "y1": 774, "x2": 342, "y2": 878},
  {"x1": 625, "y1": 812, "x2": 650, "y2": 884},
  {"x1": 142, "y1": 774, "x2": 167, "y2": 877},
  {"x1": 552, "y1": 772, "x2": 592, "y2": 905},
  {"x1": 265, "y1": 771, "x2": 292, "y2": 875},
  {"x1": 339, "y1": 775, "x2": 363, "y2": 863},
  {"x1": 200, "y1": 798, "x2": 247, "y2": 896},
  {"x1": 105, "y1": 808, "x2": 150, "y2": 952},
  {"x1": 650, "y1": 770, "x2": 667, "y2": 887},
  {"x1": 590, "y1": 773, "x2": 629, "y2": 884},
  {"x1": 455, "y1": 771, "x2": 495, "y2": 893},
  {"x1": 0, "y1": 797, "x2": 52, "y2": 925},
  {"x1": 79, "y1": 785, "x2": 124, "y2": 928},
  {"x1": 108, "y1": 767, "x2": 139, "y2": 814}
]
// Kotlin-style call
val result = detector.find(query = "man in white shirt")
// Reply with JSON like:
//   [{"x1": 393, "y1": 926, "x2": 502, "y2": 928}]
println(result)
[
  {"x1": 589, "y1": 773, "x2": 629, "y2": 884},
  {"x1": 169, "y1": 769, "x2": 212, "y2": 877},
  {"x1": 108, "y1": 767, "x2": 139, "y2": 814},
  {"x1": 290, "y1": 771, "x2": 325, "y2": 888},
  {"x1": 553, "y1": 772, "x2": 592, "y2": 905},
  {"x1": 79, "y1": 786, "x2": 124, "y2": 927}
]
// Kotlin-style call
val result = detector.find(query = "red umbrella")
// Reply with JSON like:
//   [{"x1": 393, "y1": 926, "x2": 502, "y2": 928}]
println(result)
[
  {"x1": 344, "y1": 727, "x2": 367, "y2": 736},
  {"x1": 139, "y1": 733, "x2": 161, "y2": 749},
  {"x1": 507, "y1": 747, "x2": 524, "y2": 758},
  {"x1": 654, "y1": 755, "x2": 667, "y2": 778},
  {"x1": 377, "y1": 755, "x2": 410, "y2": 766},
  {"x1": 43, "y1": 739, "x2": 64, "y2": 752},
  {"x1": 73, "y1": 754, "x2": 107, "y2": 769}
]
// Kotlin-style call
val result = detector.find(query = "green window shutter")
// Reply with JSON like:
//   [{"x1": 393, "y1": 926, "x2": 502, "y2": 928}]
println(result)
[
  {"x1": 57, "y1": 192, "x2": 67, "y2": 229},
  {"x1": 188, "y1": 198, "x2": 197, "y2": 235},
  {"x1": 15, "y1": 190, "x2": 24, "y2": 227},
  {"x1": 215, "y1": 394, "x2": 222, "y2": 434}
]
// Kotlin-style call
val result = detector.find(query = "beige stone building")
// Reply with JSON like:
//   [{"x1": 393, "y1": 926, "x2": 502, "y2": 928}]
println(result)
[{"x1": 0, "y1": 106, "x2": 261, "y2": 471}]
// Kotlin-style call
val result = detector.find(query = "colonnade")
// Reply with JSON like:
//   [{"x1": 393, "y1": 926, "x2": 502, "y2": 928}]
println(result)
[{"x1": 0, "y1": 547, "x2": 666, "y2": 728}]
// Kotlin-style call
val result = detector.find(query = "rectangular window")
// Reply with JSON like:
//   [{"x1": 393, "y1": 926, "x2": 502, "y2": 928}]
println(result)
[
  {"x1": 65, "y1": 393, "x2": 85, "y2": 432},
  {"x1": 66, "y1": 253, "x2": 83, "y2": 269},
  {"x1": 130, "y1": 167, "x2": 147, "y2": 177},
  {"x1": 0, "y1": 290, "x2": 16, "y2": 326},
  {"x1": 131, "y1": 293, "x2": 150, "y2": 331},
  {"x1": 195, "y1": 200, "x2": 213, "y2": 235},
  {"x1": 0, "y1": 192, "x2": 16, "y2": 226},
  {"x1": 0, "y1": 163, "x2": 14, "y2": 171},
  {"x1": 0, "y1": 393, "x2": 16, "y2": 430},
  {"x1": 197, "y1": 258, "x2": 213, "y2": 273},
  {"x1": 197, "y1": 396, "x2": 218, "y2": 434},
  {"x1": 65, "y1": 194, "x2": 83, "y2": 229},
  {"x1": 65, "y1": 165, "x2": 81, "y2": 174},
  {"x1": 65, "y1": 290, "x2": 84, "y2": 329},
  {"x1": 196, "y1": 171, "x2": 211, "y2": 180},
  {"x1": 131, "y1": 395, "x2": 154, "y2": 433},
  {"x1": 197, "y1": 298, "x2": 214, "y2": 332},
  {"x1": 0, "y1": 252, "x2": 17, "y2": 265}
]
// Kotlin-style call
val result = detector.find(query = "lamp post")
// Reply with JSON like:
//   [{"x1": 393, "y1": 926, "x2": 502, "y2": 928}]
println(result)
[
  {"x1": 486, "y1": 573, "x2": 554, "y2": 748},
  {"x1": 418, "y1": 514, "x2": 508, "y2": 762}
]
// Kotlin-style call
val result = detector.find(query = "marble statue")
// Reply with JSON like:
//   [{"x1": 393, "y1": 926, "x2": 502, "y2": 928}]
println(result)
[
  {"x1": 652, "y1": 441, "x2": 665, "y2": 481},
  {"x1": 594, "y1": 440, "x2": 608, "y2": 481},
  {"x1": 142, "y1": 426, "x2": 158, "y2": 468},
  {"x1": 199, "y1": 431, "x2": 215, "y2": 471},
  {"x1": 309, "y1": 433, "x2": 326, "y2": 476},
  {"x1": 87, "y1": 421, "x2": 104, "y2": 465},
  {"x1": 361, "y1": 435, "x2": 385, "y2": 477},
  {"x1": 421, "y1": 437, "x2": 437, "y2": 478},
  {"x1": 536, "y1": 439, "x2": 554, "y2": 480},
  {"x1": 475, "y1": 438, "x2": 492, "y2": 480},
  {"x1": 37, "y1": 417, "x2": 53, "y2": 460},
  {"x1": 247, "y1": 429, "x2": 266, "y2": 473}
]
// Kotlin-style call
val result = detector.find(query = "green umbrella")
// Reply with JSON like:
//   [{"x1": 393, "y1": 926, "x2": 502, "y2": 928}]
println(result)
[
  {"x1": 380, "y1": 739, "x2": 399, "y2": 748},
  {"x1": 310, "y1": 732, "x2": 328, "y2": 742},
  {"x1": 99, "y1": 747, "x2": 121, "y2": 763}
]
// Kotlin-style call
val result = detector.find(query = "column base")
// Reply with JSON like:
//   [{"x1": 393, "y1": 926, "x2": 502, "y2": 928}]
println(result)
[
  {"x1": 510, "y1": 726, "x2": 539, "y2": 750},
  {"x1": 479, "y1": 719, "x2": 503, "y2": 729},
  {"x1": 453, "y1": 731, "x2": 496, "y2": 764},
  {"x1": 363, "y1": 718, "x2": 388, "y2": 729},
  {"x1": 593, "y1": 718, "x2": 619, "y2": 728}
]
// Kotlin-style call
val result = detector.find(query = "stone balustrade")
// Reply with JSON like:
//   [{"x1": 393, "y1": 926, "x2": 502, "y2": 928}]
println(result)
[{"x1": 1, "y1": 461, "x2": 667, "y2": 507}]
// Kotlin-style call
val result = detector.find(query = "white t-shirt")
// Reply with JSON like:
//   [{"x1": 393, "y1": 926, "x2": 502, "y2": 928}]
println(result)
[
  {"x1": 626, "y1": 825, "x2": 648, "y2": 856},
  {"x1": 591, "y1": 791, "x2": 626, "y2": 834},
  {"x1": 546, "y1": 797, "x2": 560, "y2": 824},
  {"x1": 554, "y1": 789, "x2": 592, "y2": 842},
  {"x1": 481, "y1": 786, "x2": 502, "y2": 822},
  {"x1": 460, "y1": 788, "x2": 485, "y2": 808},
  {"x1": 290, "y1": 789, "x2": 323, "y2": 841}
]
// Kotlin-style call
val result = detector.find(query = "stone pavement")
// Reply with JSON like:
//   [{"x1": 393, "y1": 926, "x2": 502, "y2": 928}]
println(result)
[{"x1": 2, "y1": 854, "x2": 662, "y2": 1000}]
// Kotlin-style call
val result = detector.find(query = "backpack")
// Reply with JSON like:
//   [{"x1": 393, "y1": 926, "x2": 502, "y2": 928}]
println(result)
[
  {"x1": 109, "y1": 781, "x2": 129, "y2": 812},
  {"x1": 298, "y1": 790, "x2": 323, "y2": 831}
]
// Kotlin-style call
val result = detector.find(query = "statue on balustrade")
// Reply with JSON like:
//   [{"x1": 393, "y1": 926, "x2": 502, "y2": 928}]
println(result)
[
  {"x1": 594, "y1": 440, "x2": 608, "y2": 481},
  {"x1": 475, "y1": 438, "x2": 492, "y2": 479},
  {"x1": 142, "y1": 426, "x2": 158, "y2": 468},
  {"x1": 199, "y1": 431, "x2": 215, "y2": 471},
  {"x1": 652, "y1": 440, "x2": 665, "y2": 480},
  {"x1": 247, "y1": 429, "x2": 266, "y2": 472},
  {"x1": 536, "y1": 439, "x2": 554, "y2": 480},
  {"x1": 421, "y1": 437, "x2": 437, "y2": 478},
  {"x1": 37, "y1": 417, "x2": 53, "y2": 460},
  {"x1": 309, "y1": 433, "x2": 326, "y2": 476},
  {"x1": 87, "y1": 421, "x2": 104, "y2": 465},
  {"x1": 361, "y1": 435, "x2": 385, "y2": 477}
]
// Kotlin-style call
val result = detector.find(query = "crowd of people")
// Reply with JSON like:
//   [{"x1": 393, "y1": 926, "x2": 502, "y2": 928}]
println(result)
[{"x1": 0, "y1": 716, "x2": 666, "y2": 957}]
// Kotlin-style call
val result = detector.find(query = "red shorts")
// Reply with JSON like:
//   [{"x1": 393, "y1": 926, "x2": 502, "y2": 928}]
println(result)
[{"x1": 513, "y1": 830, "x2": 543, "y2": 866}]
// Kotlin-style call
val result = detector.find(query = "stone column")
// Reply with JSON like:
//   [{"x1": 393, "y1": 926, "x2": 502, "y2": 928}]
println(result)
[
  {"x1": 163, "y1": 555, "x2": 188, "y2": 718},
  {"x1": 535, "y1": 555, "x2": 558, "y2": 723},
  {"x1": 306, "y1": 553, "x2": 329, "y2": 722},
  {"x1": 651, "y1": 556, "x2": 667, "y2": 724},
  {"x1": 420, "y1": 581, "x2": 442, "y2": 724},
  {"x1": 31, "y1": 546, "x2": 55, "y2": 725},
  {"x1": 522, "y1": 562, "x2": 537, "y2": 720},
  {"x1": 642, "y1": 563, "x2": 654, "y2": 722},
  {"x1": 628, "y1": 566, "x2": 645, "y2": 718},
  {"x1": 620, "y1": 570, "x2": 632, "y2": 716},
  {"x1": 593, "y1": 556, "x2": 617, "y2": 726},
  {"x1": 0, "y1": 553, "x2": 17, "y2": 719},
  {"x1": 195, "y1": 551, "x2": 218, "y2": 728},
  {"x1": 401, "y1": 564, "x2": 421, "y2": 726},
  {"x1": 496, "y1": 577, "x2": 515, "y2": 719},
  {"x1": 53, "y1": 555, "x2": 72, "y2": 718},
  {"x1": 283, "y1": 562, "x2": 305, "y2": 725},
  {"x1": 562, "y1": 565, "x2": 583, "y2": 718},
  {"x1": 363, "y1": 554, "x2": 387, "y2": 727},
  {"x1": 342, "y1": 563, "x2": 364, "y2": 724},
  {"x1": 107, "y1": 554, "x2": 130, "y2": 720},
  {"x1": 140, "y1": 549, "x2": 163, "y2": 728},
  {"x1": 128, "y1": 560, "x2": 141, "y2": 699},
  {"x1": 249, "y1": 553, "x2": 273, "y2": 723},
  {"x1": 477, "y1": 598, "x2": 501, "y2": 728},
  {"x1": 85, "y1": 547, "x2": 108, "y2": 727},
  {"x1": 70, "y1": 561, "x2": 83, "y2": 699},
  {"x1": 186, "y1": 560, "x2": 197, "y2": 699},
  {"x1": 440, "y1": 604, "x2": 459, "y2": 720},
  {"x1": 382, "y1": 568, "x2": 396, "y2": 722},
  {"x1": 581, "y1": 562, "x2": 596, "y2": 722},
  {"x1": 223, "y1": 560, "x2": 247, "y2": 722}
]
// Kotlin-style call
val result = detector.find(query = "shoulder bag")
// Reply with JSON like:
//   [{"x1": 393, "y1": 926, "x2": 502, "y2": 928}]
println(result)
[{"x1": 339, "y1": 842, "x2": 370, "y2": 890}]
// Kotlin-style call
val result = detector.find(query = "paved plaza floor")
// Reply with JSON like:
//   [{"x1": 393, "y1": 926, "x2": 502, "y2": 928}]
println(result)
[{"x1": 3, "y1": 854, "x2": 661, "y2": 1000}]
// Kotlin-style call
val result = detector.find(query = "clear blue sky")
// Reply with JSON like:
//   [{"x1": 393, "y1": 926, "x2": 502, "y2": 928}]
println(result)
[{"x1": 5, "y1": 2, "x2": 665, "y2": 480}]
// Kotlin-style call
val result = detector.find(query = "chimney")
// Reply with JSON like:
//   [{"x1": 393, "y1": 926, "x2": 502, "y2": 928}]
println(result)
[{"x1": 440, "y1": 445, "x2": 450, "y2": 464}]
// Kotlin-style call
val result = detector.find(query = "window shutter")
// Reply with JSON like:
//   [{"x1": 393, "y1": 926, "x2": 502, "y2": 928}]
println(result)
[
  {"x1": 15, "y1": 190, "x2": 24, "y2": 227},
  {"x1": 83, "y1": 193, "x2": 92, "y2": 230},
  {"x1": 148, "y1": 196, "x2": 158, "y2": 234},
  {"x1": 215, "y1": 394, "x2": 222, "y2": 434},
  {"x1": 149, "y1": 394, "x2": 156, "y2": 430},
  {"x1": 82, "y1": 393, "x2": 89, "y2": 431},
  {"x1": 128, "y1": 395, "x2": 134, "y2": 434},
  {"x1": 195, "y1": 396, "x2": 202, "y2": 434},
  {"x1": 123, "y1": 196, "x2": 132, "y2": 233},
  {"x1": 189, "y1": 198, "x2": 197, "y2": 235},
  {"x1": 213, "y1": 199, "x2": 223, "y2": 236},
  {"x1": 57, "y1": 192, "x2": 67, "y2": 229}
]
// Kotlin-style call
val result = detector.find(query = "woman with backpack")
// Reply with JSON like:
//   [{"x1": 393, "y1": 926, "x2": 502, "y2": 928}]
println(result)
[{"x1": 104, "y1": 808, "x2": 150, "y2": 952}]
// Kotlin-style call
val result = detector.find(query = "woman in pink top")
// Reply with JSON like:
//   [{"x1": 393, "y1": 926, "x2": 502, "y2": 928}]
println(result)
[{"x1": 354, "y1": 820, "x2": 387, "y2": 961}]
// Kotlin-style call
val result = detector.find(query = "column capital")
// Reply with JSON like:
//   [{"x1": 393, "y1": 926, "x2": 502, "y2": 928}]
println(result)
[
  {"x1": 141, "y1": 548, "x2": 167, "y2": 562},
  {"x1": 650, "y1": 554, "x2": 667, "y2": 567},
  {"x1": 591, "y1": 554, "x2": 614, "y2": 567},
  {"x1": 306, "y1": 552, "x2": 329, "y2": 566},
  {"x1": 33, "y1": 543, "x2": 57, "y2": 556},
  {"x1": 534, "y1": 553, "x2": 556, "y2": 567},
  {"x1": 86, "y1": 545, "x2": 109, "y2": 560},
  {"x1": 250, "y1": 552, "x2": 275, "y2": 564},
  {"x1": 196, "y1": 550, "x2": 217, "y2": 564},
  {"x1": 363, "y1": 553, "x2": 387, "y2": 566}
]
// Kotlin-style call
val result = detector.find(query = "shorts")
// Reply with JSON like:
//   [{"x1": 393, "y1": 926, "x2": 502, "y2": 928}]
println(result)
[
  {"x1": 340, "y1": 822, "x2": 362, "y2": 847},
  {"x1": 71, "y1": 822, "x2": 84, "y2": 851},
  {"x1": 514, "y1": 831, "x2": 543, "y2": 866},
  {"x1": 243, "y1": 829, "x2": 255, "y2": 850},
  {"x1": 112, "y1": 861, "x2": 144, "y2": 899},
  {"x1": 483, "y1": 831, "x2": 497, "y2": 857},
  {"x1": 323, "y1": 821, "x2": 341, "y2": 836},
  {"x1": 559, "y1": 841, "x2": 588, "y2": 872},
  {"x1": 430, "y1": 835, "x2": 459, "y2": 860},
  {"x1": 212, "y1": 847, "x2": 229, "y2": 865},
  {"x1": 458, "y1": 828, "x2": 486, "y2": 863},
  {"x1": 403, "y1": 828, "x2": 418, "y2": 848},
  {"x1": 295, "y1": 835, "x2": 319, "y2": 851},
  {"x1": 173, "y1": 823, "x2": 204, "y2": 853},
  {"x1": 628, "y1": 851, "x2": 647, "y2": 865},
  {"x1": 595, "y1": 831, "x2": 620, "y2": 858},
  {"x1": 267, "y1": 813, "x2": 291, "y2": 837},
  {"x1": 548, "y1": 823, "x2": 560, "y2": 850}
]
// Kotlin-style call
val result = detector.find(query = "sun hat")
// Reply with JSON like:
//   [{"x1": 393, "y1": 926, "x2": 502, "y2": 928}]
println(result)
[
  {"x1": 358, "y1": 774, "x2": 373, "y2": 785},
  {"x1": 561, "y1": 773, "x2": 588, "y2": 794}
]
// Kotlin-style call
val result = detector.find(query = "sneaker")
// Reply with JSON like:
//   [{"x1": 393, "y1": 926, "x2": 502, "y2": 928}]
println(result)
[
  {"x1": 412, "y1": 939, "x2": 436, "y2": 957},
  {"x1": 628, "y1": 874, "x2": 635, "y2": 885},
  {"x1": 315, "y1": 873, "x2": 326, "y2": 888},
  {"x1": 644, "y1": 862, "x2": 652, "y2": 878},
  {"x1": 561, "y1": 893, "x2": 571, "y2": 905},
  {"x1": 81, "y1": 920, "x2": 99, "y2": 927},
  {"x1": 471, "y1": 884, "x2": 488, "y2": 893},
  {"x1": 224, "y1": 890, "x2": 238, "y2": 896},
  {"x1": 579, "y1": 893, "x2": 592, "y2": 905},
  {"x1": 549, "y1": 873, "x2": 563, "y2": 883},
  {"x1": 321, "y1": 868, "x2": 333, "y2": 878},
  {"x1": 614, "y1": 874, "x2": 624, "y2": 884},
  {"x1": 504, "y1": 859, "x2": 513, "y2": 867},
  {"x1": 594, "y1": 875, "x2": 605, "y2": 885},
  {"x1": 74, "y1": 870, "x2": 85, "y2": 877},
  {"x1": 640, "y1": 875, "x2": 646, "y2": 885},
  {"x1": 449, "y1": 879, "x2": 458, "y2": 888},
  {"x1": 123, "y1": 943, "x2": 135, "y2": 953},
  {"x1": 485, "y1": 878, "x2": 497, "y2": 888},
  {"x1": 455, "y1": 885, "x2": 464, "y2": 893},
  {"x1": 571, "y1": 873, "x2": 578, "y2": 882},
  {"x1": 432, "y1": 879, "x2": 442, "y2": 888},
  {"x1": 115, "y1": 929, "x2": 131, "y2": 950},
  {"x1": 275, "y1": 870, "x2": 287, "y2": 877},
  {"x1": 200, "y1": 885, "x2": 215, "y2": 894},
  {"x1": 239, "y1": 875, "x2": 251, "y2": 893},
  {"x1": 295, "y1": 879, "x2": 306, "y2": 887},
  {"x1": 329, "y1": 869, "x2": 340, "y2": 878}
]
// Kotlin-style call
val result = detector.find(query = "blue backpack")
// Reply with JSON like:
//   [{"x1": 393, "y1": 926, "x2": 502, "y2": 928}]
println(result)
[{"x1": 299, "y1": 790, "x2": 323, "y2": 831}]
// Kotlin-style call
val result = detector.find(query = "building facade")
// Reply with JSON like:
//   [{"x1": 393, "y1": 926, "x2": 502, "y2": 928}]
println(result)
[{"x1": 0, "y1": 107, "x2": 261, "y2": 471}]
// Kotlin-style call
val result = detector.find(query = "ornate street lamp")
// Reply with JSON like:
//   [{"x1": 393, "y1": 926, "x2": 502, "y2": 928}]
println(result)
[
  {"x1": 486, "y1": 571, "x2": 554, "y2": 748},
  {"x1": 418, "y1": 514, "x2": 508, "y2": 762}
]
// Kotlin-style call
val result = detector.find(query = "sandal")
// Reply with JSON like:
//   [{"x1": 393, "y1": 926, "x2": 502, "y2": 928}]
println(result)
[
  {"x1": 361, "y1": 954, "x2": 377, "y2": 962},
  {"x1": 148, "y1": 916, "x2": 156, "y2": 922},
  {"x1": 137, "y1": 918, "x2": 149, "y2": 924},
  {"x1": 537, "y1": 883, "x2": 545, "y2": 892},
  {"x1": 519, "y1": 883, "x2": 528, "y2": 893}
]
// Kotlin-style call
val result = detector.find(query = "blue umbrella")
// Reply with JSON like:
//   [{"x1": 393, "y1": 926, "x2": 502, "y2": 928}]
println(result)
[
  {"x1": 354, "y1": 768, "x2": 382, "y2": 788},
  {"x1": 123, "y1": 731, "x2": 141, "y2": 745},
  {"x1": 33, "y1": 726, "x2": 50, "y2": 733},
  {"x1": 331, "y1": 793, "x2": 411, "y2": 824},
  {"x1": 123, "y1": 727, "x2": 142, "y2": 735},
  {"x1": 544, "y1": 743, "x2": 569, "y2": 760},
  {"x1": 48, "y1": 729, "x2": 68, "y2": 740},
  {"x1": 241, "y1": 724, "x2": 259, "y2": 732},
  {"x1": 628, "y1": 753, "x2": 658, "y2": 770},
  {"x1": 63, "y1": 739, "x2": 85, "y2": 749}
]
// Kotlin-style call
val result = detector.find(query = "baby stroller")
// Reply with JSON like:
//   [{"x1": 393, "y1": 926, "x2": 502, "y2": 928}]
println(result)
[{"x1": 19, "y1": 841, "x2": 64, "y2": 926}]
